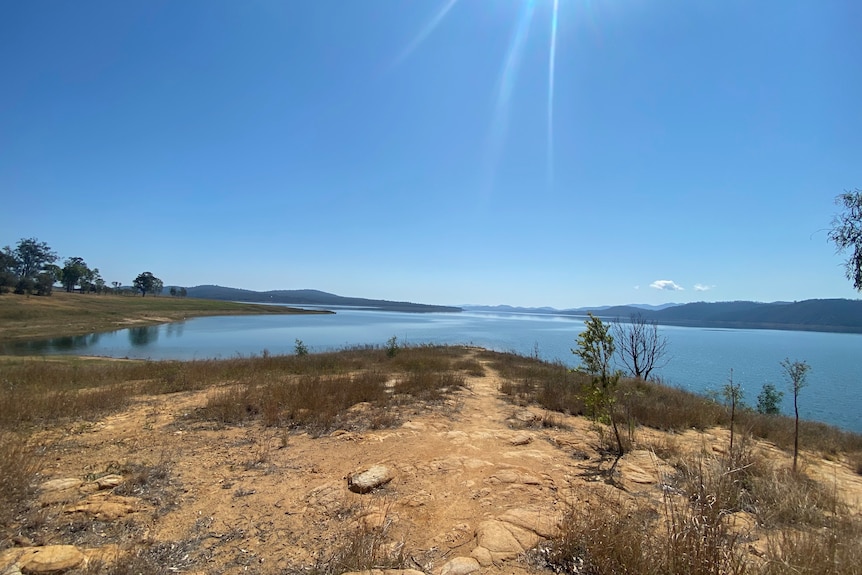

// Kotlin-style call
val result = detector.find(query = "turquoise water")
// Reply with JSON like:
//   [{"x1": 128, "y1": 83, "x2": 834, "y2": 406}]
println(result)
[{"x1": 5, "y1": 309, "x2": 861, "y2": 432}]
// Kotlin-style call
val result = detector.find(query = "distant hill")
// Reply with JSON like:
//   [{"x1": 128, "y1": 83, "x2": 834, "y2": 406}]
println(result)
[
  {"x1": 462, "y1": 303, "x2": 680, "y2": 314},
  {"x1": 185, "y1": 285, "x2": 462, "y2": 313},
  {"x1": 464, "y1": 299, "x2": 862, "y2": 333},
  {"x1": 580, "y1": 299, "x2": 862, "y2": 333}
]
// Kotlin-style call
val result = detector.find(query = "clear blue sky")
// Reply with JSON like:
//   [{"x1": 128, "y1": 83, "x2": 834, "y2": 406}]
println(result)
[{"x1": 2, "y1": 0, "x2": 860, "y2": 308}]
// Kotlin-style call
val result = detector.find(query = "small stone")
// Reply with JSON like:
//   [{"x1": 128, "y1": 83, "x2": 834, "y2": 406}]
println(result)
[
  {"x1": 513, "y1": 409, "x2": 538, "y2": 424},
  {"x1": 347, "y1": 465, "x2": 394, "y2": 494},
  {"x1": 95, "y1": 474, "x2": 124, "y2": 489},
  {"x1": 510, "y1": 434, "x2": 532, "y2": 446}
]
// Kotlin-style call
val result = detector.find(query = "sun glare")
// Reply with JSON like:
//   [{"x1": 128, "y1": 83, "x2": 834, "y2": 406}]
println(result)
[{"x1": 395, "y1": 0, "x2": 563, "y2": 196}]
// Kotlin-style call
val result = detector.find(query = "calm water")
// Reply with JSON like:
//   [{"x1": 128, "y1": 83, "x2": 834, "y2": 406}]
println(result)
[{"x1": 5, "y1": 308, "x2": 861, "y2": 432}]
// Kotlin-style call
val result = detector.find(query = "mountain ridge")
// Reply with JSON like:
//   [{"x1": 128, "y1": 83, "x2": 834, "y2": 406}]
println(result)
[
  {"x1": 465, "y1": 299, "x2": 862, "y2": 333},
  {"x1": 185, "y1": 285, "x2": 462, "y2": 313}
]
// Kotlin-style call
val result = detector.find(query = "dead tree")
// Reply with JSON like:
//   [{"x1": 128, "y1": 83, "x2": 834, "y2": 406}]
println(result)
[{"x1": 612, "y1": 313, "x2": 669, "y2": 381}]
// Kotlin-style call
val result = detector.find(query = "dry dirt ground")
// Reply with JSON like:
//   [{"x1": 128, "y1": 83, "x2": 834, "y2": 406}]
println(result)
[{"x1": 4, "y1": 350, "x2": 862, "y2": 575}]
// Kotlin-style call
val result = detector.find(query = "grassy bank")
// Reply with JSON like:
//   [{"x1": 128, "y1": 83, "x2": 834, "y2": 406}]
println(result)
[{"x1": 0, "y1": 291, "x2": 330, "y2": 344}]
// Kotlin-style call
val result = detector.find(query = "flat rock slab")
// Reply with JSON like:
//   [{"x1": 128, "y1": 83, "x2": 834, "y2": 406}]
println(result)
[
  {"x1": 498, "y1": 506, "x2": 561, "y2": 539},
  {"x1": 487, "y1": 469, "x2": 542, "y2": 485},
  {"x1": 341, "y1": 570, "x2": 425, "y2": 575},
  {"x1": 347, "y1": 465, "x2": 394, "y2": 494},
  {"x1": 65, "y1": 496, "x2": 139, "y2": 520},
  {"x1": 39, "y1": 478, "x2": 83, "y2": 492},
  {"x1": 471, "y1": 520, "x2": 525, "y2": 564},
  {"x1": 438, "y1": 556, "x2": 481, "y2": 575},
  {"x1": 1, "y1": 545, "x2": 86, "y2": 574}
]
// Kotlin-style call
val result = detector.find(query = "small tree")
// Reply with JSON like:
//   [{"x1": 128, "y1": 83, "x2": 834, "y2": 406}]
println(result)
[
  {"x1": 756, "y1": 383, "x2": 784, "y2": 415},
  {"x1": 35, "y1": 272, "x2": 55, "y2": 296},
  {"x1": 573, "y1": 314, "x2": 624, "y2": 459},
  {"x1": 294, "y1": 339, "x2": 309, "y2": 357},
  {"x1": 782, "y1": 358, "x2": 810, "y2": 472},
  {"x1": 828, "y1": 188, "x2": 862, "y2": 290},
  {"x1": 721, "y1": 369, "x2": 743, "y2": 454},
  {"x1": 14, "y1": 276, "x2": 35, "y2": 296},
  {"x1": 386, "y1": 335, "x2": 399, "y2": 358},
  {"x1": 612, "y1": 313, "x2": 669, "y2": 380}
]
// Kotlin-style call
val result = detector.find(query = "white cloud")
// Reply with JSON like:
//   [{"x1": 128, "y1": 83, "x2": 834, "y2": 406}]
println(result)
[
  {"x1": 634, "y1": 285, "x2": 640, "y2": 290},
  {"x1": 650, "y1": 279, "x2": 684, "y2": 291},
  {"x1": 694, "y1": 283, "x2": 715, "y2": 292}
]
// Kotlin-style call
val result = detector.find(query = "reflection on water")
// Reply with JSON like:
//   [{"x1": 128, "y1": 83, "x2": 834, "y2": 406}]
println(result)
[
  {"x1": 129, "y1": 326, "x2": 159, "y2": 347},
  {"x1": 165, "y1": 321, "x2": 184, "y2": 337},
  {"x1": 4, "y1": 332, "x2": 104, "y2": 354}
]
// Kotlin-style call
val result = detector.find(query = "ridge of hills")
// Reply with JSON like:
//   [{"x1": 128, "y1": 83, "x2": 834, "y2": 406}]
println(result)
[
  {"x1": 185, "y1": 285, "x2": 462, "y2": 313},
  {"x1": 465, "y1": 299, "x2": 862, "y2": 333},
  {"x1": 185, "y1": 285, "x2": 862, "y2": 332}
]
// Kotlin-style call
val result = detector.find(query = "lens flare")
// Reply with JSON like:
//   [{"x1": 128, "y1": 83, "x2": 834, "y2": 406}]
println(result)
[
  {"x1": 547, "y1": 0, "x2": 559, "y2": 190},
  {"x1": 392, "y1": 0, "x2": 460, "y2": 68},
  {"x1": 482, "y1": 0, "x2": 537, "y2": 198}
]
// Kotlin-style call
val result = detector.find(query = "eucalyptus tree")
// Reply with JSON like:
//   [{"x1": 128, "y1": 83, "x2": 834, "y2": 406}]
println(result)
[
  {"x1": 61, "y1": 257, "x2": 90, "y2": 292},
  {"x1": 829, "y1": 189, "x2": 862, "y2": 290},
  {"x1": 12, "y1": 237, "x2": 57, "y2": 279},
  {"x1": 133, "y1": 272, "x2": 162, "y2": 297}
]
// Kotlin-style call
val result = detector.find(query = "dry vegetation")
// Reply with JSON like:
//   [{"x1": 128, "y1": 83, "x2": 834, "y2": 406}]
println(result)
[
  {"x1": 491, "y1": 350, "x2": 862, "y2": 575},
  {"x1": 0, "y1": 345, "x2": 860, "y2": 575}
]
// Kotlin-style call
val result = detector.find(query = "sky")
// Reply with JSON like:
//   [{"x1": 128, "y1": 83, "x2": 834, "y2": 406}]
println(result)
[{"x1": 2, "y1": 0, "x2": 861, "y2": 308}]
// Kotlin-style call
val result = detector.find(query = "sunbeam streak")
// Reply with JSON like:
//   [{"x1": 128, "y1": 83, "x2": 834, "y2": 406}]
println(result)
[
  {"x1": 547, "y1": 0, "x2": 560, "y2": 190},
  {"x1": 482, "y1": 0, "x2": 537, "y2": 198},
  {"x1": 391, "y1": 0, "x2": 460, "y2": 68}
]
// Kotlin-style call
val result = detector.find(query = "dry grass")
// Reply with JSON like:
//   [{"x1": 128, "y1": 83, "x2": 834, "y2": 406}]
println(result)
[
  {"x1": 533, "y1": 492, "x2": 745, "y2": 575},
  {"x1": 0, "y1": 431, "x2": 39, "y2": 529},
  {"x1": 535, "y1": 445, "x2": 861, "y2": 575},
  {"x1": 0, "y1": 346, "x2": 474, "y2": 433}
]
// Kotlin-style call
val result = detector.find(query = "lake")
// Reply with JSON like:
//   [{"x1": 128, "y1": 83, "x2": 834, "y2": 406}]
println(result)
[{"x1": 5, "y1": 308, "x2": 861, "y2": 432}]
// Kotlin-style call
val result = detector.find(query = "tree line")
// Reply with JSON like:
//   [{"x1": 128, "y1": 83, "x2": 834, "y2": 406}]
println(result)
[{"x1": 0, "y1": 237, "x2": 178, "y2": 298}]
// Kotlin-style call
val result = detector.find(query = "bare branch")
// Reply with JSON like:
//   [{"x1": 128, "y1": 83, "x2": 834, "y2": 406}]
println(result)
[{"x1": 612, "y1": 313, "x2": 669, "y2": 381}]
